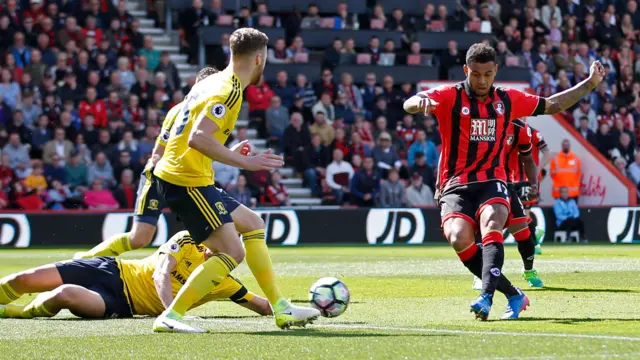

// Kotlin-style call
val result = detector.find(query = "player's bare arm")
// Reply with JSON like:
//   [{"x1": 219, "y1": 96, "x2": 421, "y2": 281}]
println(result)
[
  {"x1": 520, "y1": 153, "x2": 539, "y2": 196},
  {"x1": 188, "y1": 116, "x2": 283, "y2": 171},
  {"x1": 403, "y1": 93, "x2": 439, "y2": 115},
  {"x1": 152, "y1": 253, "x2": 177, "y2": 309},
  {"x1": 543, "y1": 61, "x2": 606, "y2": 114},
  {"x1": 539, "y1": 147, "x2": 553, "y2": 170}
]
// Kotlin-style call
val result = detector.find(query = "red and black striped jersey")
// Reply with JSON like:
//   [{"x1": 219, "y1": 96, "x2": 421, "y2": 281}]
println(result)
[
  {"x1": 505, "y1": 119, "x2": 533, "y2": 184},
  {"x1": 423, "y1": 81, "x2": 545, "y2": 193}
]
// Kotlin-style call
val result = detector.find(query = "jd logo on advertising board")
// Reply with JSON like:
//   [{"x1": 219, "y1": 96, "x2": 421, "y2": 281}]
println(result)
[
  {"x1": 0, "y1": 214, "x2": 30, "y2": 248},
  {"x1": 608, "y1": 207, "x2": 640, "y2": 243},
  {"x1": 366, "y1": 209, "x2": 425, "y2": 245},
  {"x1": 256, "y1": 210, "x2": 300, "y2": 246}
]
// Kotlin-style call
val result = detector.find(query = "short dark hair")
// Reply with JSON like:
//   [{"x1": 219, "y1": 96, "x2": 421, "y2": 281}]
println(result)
[
  {"x1": 229, "y1": 28, "x2": 269, "y2": 57},
  {"x1": 466, "y1": 43, "x2": 496, "y2": 65},
  {"x1": 196, "y1": 66, "x2": 218, "y2": 82}
]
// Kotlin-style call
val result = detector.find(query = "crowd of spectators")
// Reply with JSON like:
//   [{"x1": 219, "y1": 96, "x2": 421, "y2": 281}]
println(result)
[{"x1": 6, "y1": 0, "x2": 640, "y2": 210}]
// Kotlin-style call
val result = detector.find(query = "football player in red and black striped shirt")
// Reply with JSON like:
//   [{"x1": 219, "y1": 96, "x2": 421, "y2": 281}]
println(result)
[{"x1": 404, "y1": 43, "x2": 605, "y2": 320}]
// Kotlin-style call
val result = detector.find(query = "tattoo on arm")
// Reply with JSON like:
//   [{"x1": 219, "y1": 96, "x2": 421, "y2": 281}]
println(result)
[{"x1": 544, "y1": 78, "x2": 596, "y2": 114}]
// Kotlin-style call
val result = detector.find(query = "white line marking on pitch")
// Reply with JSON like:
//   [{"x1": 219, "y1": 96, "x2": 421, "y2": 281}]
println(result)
[{"x1": 196, "y1": 318, "x2": 640, "y2": 342}]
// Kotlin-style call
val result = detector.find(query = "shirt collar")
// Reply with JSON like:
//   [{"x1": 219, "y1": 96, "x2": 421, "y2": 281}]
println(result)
[{"x1": 463, "y1": 79, "x2": 495, "y2": 101}]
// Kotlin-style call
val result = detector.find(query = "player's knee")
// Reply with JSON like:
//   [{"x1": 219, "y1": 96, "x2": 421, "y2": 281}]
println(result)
[
  {"x1": 245, "y1": 212, "x2": 264, "y2": 232},
  {"x1": 234, "y1": 208, "x2": 264, "y2": 233},
  {"x1": 10, "y1": 271, "x2": 36, "y2": 293},
  {"x1": 228, "y1": 245, "x2": 245, "y2": 264},
  {"x1": 444, "y1": 222, "x2": 474, "y2": 251},
  {"x1": 480, "y1": 205, "x2": 508, "y2": 230},
  {"x1": 130, "y1": 224, "x2": 156, "y2": 249},
  {"x1": 51, "y1": 285, "x2": 79, "y2": 306}
]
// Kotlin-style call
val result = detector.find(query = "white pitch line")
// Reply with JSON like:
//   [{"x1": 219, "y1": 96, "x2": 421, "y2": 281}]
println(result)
[{"x1": 197, "y1": 318, "x2": 640, "y2": 342}]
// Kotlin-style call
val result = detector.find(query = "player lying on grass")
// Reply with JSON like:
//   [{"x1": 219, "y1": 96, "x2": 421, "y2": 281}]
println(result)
[{"x1": 0, "y1": 231, "x2": 271, "y2": 319}]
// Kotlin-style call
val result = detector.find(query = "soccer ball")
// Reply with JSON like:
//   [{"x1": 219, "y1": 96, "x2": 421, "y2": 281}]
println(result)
[{"x1": 308, "y1": 277, "x2": 350, "y2": 318}]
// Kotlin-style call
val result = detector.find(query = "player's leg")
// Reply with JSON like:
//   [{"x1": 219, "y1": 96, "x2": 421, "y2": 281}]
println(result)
[
  {"x1": 0, "y1": 284, "x2": 107, "y2": 319},
  {"x1": 223, "y1": 188, "x2": 320, "y2": 327},
  {"x1": 507, "y1": 192, "x2": 543, "y2": 288},
  {"x1": 0, "y1": 263, "x2": 64, "y2": 304},
  {"x1": 154, "y1": 182, "x2": 244, "y2": 333},
  {"x1": 74, "y1": 172, "x2": 162, "y2": 259}
]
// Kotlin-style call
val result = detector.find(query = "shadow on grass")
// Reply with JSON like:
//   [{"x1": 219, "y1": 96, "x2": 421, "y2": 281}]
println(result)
[
  {"x1": 289, "y1": 299, "x2": 365, "y2": 304},
  {"x1": 234, "y1": 329, "x2": 453, "y2": 337},
  {"x1": 535, "y1": 286, "x2": 638, "y2": 293},
  {"x1": 516, "y1": 317, "x2": 640, "y2": 324}
]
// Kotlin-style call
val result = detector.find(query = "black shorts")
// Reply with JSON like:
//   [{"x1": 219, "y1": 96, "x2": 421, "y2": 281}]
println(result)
[
  {"x1": 512, "y1": 181, "x2": 537, "y2": 209},
  {"x1": 508, "y1": 183, "x2": 528, "y2": 226},
  {"x1": 55, "y1": 257, "x2": 133, "y2": 318},
  {"x1": 134, "y1": 169, "x2": 168, "y2": 226},
  {"x1": 156, "y1": 178, "x2": 238, "y2": 244},
  {"x1": 439, "y1": 180, "x2": 511, "y2": 230}
]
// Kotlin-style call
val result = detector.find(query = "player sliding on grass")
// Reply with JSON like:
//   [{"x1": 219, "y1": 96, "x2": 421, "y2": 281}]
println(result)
[
  {"x1": 73, "y1": 67, "x2": 221, "y2": 260},
  {"x1": 0, "y1": 231, "x2": 271, "y2": 319},
  {"x1": 152, "y1": 27, "x2": 319, "y2": 333},
  {"x1": 404, "y1": 43, "x2": 604, "y2": 320}
]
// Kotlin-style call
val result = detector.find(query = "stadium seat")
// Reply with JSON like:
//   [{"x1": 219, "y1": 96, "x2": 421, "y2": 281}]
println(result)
[
  {"x1": 448, "y1": 66, "x2": 531, "y2": 82},
  {"x1": 415, "y1": 31, "x2": 495, "y2": 51},
  {"x1": 263, "y1": 63, "x2": 322, "y2": 82},
  {"x1": 265, "y1": 0, "x2": 368, "y2": 14},
  {"x1": 375, "y1": 0, "x2": 457, "y2": 16},
  {"x1": 201, "y1": 27, "x2": 285, "y2": 46},
  {"x1": 334, "y1": 65, "x2": 439, "y2": 84},
  {"x1": 299, "y1": 29, "x2": 404, "y2": 49},
  {"x1": 216, "y1": 15, "x2": 234, "y2": 26},
  {"x1": 166, "y1": 0, "x2": 251, "y2": 11},
  {"x1": 356, "y1": 53, "x2": 372, "y2": 65}
]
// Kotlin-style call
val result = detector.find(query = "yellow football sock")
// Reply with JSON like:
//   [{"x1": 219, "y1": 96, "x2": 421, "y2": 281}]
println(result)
[
  {"x1": 81, "y1": 233, "x2": 133, "y2": 258},
  {"x1": 170, "y1": 253, "x2": 237, "y2": 316},
  {"x1": 2, "y1": 304, "x2": 32, "y2": 318},
  {"x1": 0, "y1": 278, "x2": 22, "y2": 304},
  {"x1": 23, "y1": 294, "x2": 56, "y2": 318},
  {"x1": 243, "y1": 230, "x2": 284, "y2": 306}
]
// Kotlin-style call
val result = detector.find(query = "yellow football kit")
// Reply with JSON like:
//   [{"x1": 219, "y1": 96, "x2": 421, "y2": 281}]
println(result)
[
  {"x1": 154, "y1": 71, "x2": 243, "y2": 187},
  {"x1": 117, "y1": 231, "x2": 252, "y2": 316}
]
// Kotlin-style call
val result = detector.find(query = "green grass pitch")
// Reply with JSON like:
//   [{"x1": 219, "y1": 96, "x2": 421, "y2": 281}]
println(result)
[{"x1": 1, "y1": 245, "x2": 640, "y2": 359}]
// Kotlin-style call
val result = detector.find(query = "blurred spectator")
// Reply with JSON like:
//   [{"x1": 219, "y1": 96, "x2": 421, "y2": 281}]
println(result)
[
  {"x1": 117, "y1": 131, "x2": 140, "y2": 162},
  {"x1": 349, "y1": 156, "x2": 380, "y2": 207},
  {"x1": 286, "y1": 36, "x2": 309, "y2": 62},
  {"x1": 0, "y1": 154, "x2": 15, "y2": 191},
  {"x1": 338, "y1": 73, "x2": 363, "y2": 112},
  {"x1": 349, "y1": 132, "x2": 372, "y2": 160},
  {"x1": 407, "y1": 130, "x2": 438, "y2": 167},
  {"x1": 612, "y1": 133, "x2": 636, "y2": 167},
  {"x1": 334, "y1": 92, "x2": 355, "y2": 125},
  {"x1": 235, "y1": 6, "x2": 254, "y2": 27},
  {"x1": 112, "y1": 169, "x2": 136, "y2": 209},
  {"x1": 131, "y1": 69, "x2": 153, "y2": 107},
  {"x1": 596, "y1": 122, "x2": 616, "y2": 157},
  {"x1": 379, "y1": 168, "x2": 404, "y2": 207},
  {"x1": 573, "y1": 98, "x2": 597, "y2": 131},
  {"x1": 3, "y1": 133, "x2": 30, "y2": 171},
  {"x1": 17, "y1": 91, "x2": 40, "y2": 128},
  {"x1": 361, "y1": 73, "x2": 381, "y2": 114},
  {"x1": 267, "y1": 37, "x2": 293, "y2": 64},
  {"x1": 615, "y1": 157, "x2": 628, "y2": 174},
  {"x1": 309, "y1": 111, "x2": 335, "y2": 146},
  {"x1": 266, "y1": 96, "x2": 289, "y2": 141},
  {"x1": 44, "y1": 154, "x2": 68, "y2": 185},
  {"x1": 334, "y1": 2, "x2": 357, "y2": 30},
  {"x1": 24, "y1": 49, "x2": 46, "y2": 87},
  {"x1": 8, "y1": 110, "x2": 32, "y2": 145},
  {"x1": 113, "y1": 150, "x2": 140, "y2": 184},
  {"x1": 88, "y1": 151, "x2": 116, "y2": 188},
  {"x1": 628, "y1": 152, "x2": 640, "y2": 200},
  {"x1": 540, "y1": 0, "x2": 562, "y2": 29},
  {"x1": 228, "y1": 126, "x2": 248, "y2": 149},
  {"x1": 325, "y1": 147, "x2": 354, "y2": 204},
  {"x1": 79, "y1": 87, "x2": 107, "y2": 127},
  {"x1": 314, "y1": 69, "x2": 337, "y2": 100},
  {"x1": 381, "y1": 76, "x2": 404, "y2": 123},
  {"x1": 330, "y1": 128, "x2": 349, "y2": 160},
  {"x1": 353, "y1": 116, "x2": 375, "y2": 149},
  {"x1": 283, "y1": 112, "x2": 311, "y2": 172},
  {"x1": 25, "y1": 163, "x2": 47, "y2": 195},
  {"x1": 440, "y1": 40, "x2": 463, "y2": 80},
  {"x1": 405, "y1": 172, "x2": 435, "y2": 207},
  {"x1": 45, "y1": 179, "x2": 73, "y2": 210},
  {"x1": 117, "y1": 57, "x2": 136, "y2": 91},
  {"x1": 323, "y1": 38, "x2": 343, "y2": 70},
  {"x1": 264, "y1": 170, "x2": 290, "y2": 206},
  {"x1": 366, "y1": 36, "x2": 381, "y2": 64},
  {"x1": 57, "y1": 16, "x2": 83, "y2": 49},
  {"x1": 0, "y1": 68, "x2": 21, "y2": 110},
  {"x1": 422, "y1": 115, "x2": 442, "y2": 146},
  {"x1": 553, "y1": 186, "x2": 585, "y2": 241},
  {"x1": 213, "y1": 161, "x2": 239, "y2": 190},
  {"x1": 11, "y1": 180, "x2": 45, "y2": 210},
  {"x1": 300, "y1": 3, "x2": 321, "y2": 29},
  {"x1": 155, "y1": 51, "x2": 180, "y2": 91},
  {"x1": 179, "y1": 0, "x2": 211, "y2": 64},
  {"x1": 372, "y1": 132, "x2": 401, "y2": 178},
  {"x1": 245, "y1": 76, "x2": 274, "y2": 136},
  {"x1": 550, "y1": 139, "x2": 581, "y2": 200},
  {"x1": 11, "y1": 32, "x2": 31, "y2": 68},
  {"x1": 396, "y1": 114, "x2": 417, "y2": 151},
  {"x1": 294, "y1": 74, "x2": 317, "y2": 111},
  {"x1": 209, "y1": 33, "x2": 230, "y2": 71},
  {"x1": 59, "y1": 72, "x2": 85, "y2": 106},
  {"x1": 312, "y1": 93, "x2": 335, "y2": 123},
  {"x1": 577, "y1": 116, "x2": 598, "y2": 147},
  {"x1": 84, "y1": 178, "x2": 119, "y2": 209},
  {"x1": 228, "y1": 173, "x2": 253, "y2": 207},
  {"x1": 272, "y1": 71, "x2": 296, "y2": 109},
  {"x1": 303, "y1": 133, "x2": 330, "y2": 196},
  {"x1": 43, "y1": 127, "x2": 73, "y2": 164},
  {"x1": 66, "y1": 151, "x2": 88, "y2": 190}
]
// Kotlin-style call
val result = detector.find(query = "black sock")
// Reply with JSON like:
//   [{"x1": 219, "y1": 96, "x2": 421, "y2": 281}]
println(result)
[
  {"x1": 519, "y1": 232, "x2": 536, "y2": 270},
  {"x1": 462, "y1": 245, "x2": 518, "y2": 297},
  {"x1": 528, "y1": 220, "x2": 537, "y2": 244},
  {"x1": 481, "y1": 242, "x2": 505, "y2": 297}
]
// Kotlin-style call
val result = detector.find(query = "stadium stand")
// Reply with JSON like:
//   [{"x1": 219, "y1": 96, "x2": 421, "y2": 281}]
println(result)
[{"x1": 0, "y1": 0, "x2": 637, "y2": 210}]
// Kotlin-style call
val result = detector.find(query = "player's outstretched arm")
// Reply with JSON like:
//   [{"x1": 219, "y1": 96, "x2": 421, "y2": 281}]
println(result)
[
  {"x1": 403, "y1": 93, "x2": 439, "y2": 115},
  {"x1": 520, "y1": 153, "x2": 539, "y2": 191},
  {"x1": 188, "y1": 116, "x2": 283, "y2": 171},
  {"x1": 543, "y1": 61, "x2": 605, "y2": 114},
  {"x1": 153, "y1": 253, "x2": 178, "y2": 309}
]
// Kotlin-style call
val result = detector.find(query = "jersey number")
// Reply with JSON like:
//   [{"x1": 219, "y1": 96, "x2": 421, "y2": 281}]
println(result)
[
  {"x1": 175, "y1": 94, "x2": 197, "y2": 136},
  {"x1": 496, "y1": 182, "x2": 508, "y2": 196}
]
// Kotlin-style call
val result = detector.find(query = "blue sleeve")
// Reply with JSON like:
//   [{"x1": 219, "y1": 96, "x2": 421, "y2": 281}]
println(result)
[
  {"x1": 350, "y1": 172, "x2": 364, "y2": 199},
  {"x1": 407, "y1": 143, "x2": 416, "y2": 167},
  {"x1": 571, "y1": 201, "x2": 580, "y2": 218},
  {"x1": 363, "y1": 145, "x2": 371, "y2": 157},
  {"x1": 428, "y1": 142, "x2": 438, "y2": 168},
  {"x1": 553, "y1": 201, "x2": 566, "y2": 226}
]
